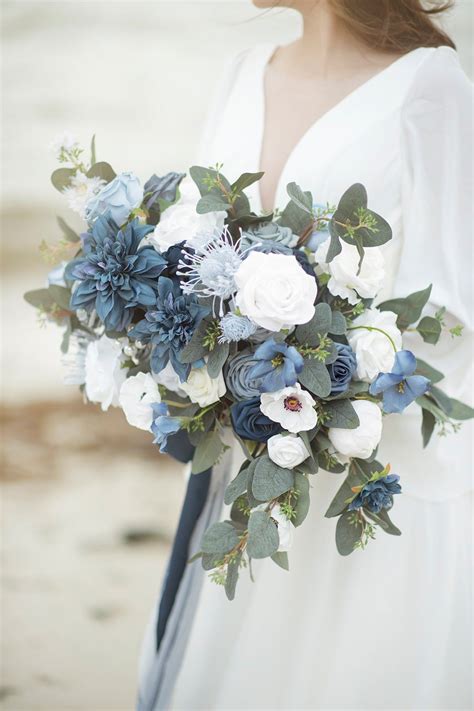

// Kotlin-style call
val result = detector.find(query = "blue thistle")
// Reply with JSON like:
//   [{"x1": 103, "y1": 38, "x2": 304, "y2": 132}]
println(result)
[{"x1": 67, "y1": 215, "x2": 166, "y2": 332}]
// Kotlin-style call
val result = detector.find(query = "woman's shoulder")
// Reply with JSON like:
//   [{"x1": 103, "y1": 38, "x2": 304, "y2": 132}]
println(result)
[{"x1": 403, "y1": 46, "x2": 472, "y2": 110}]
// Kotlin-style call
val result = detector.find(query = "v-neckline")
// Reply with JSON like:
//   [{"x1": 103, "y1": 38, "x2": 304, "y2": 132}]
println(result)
[{"x1": 255, "y1": 45, "x2": 428, "y2": 214}]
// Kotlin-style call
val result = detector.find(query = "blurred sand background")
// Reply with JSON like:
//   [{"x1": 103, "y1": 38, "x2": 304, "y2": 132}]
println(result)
[{"x1": 1, "y1": 2, "x2": 472, "y2": 709}]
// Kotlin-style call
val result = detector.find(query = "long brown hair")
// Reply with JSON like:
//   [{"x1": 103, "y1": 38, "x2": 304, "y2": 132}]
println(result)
[{"x1": 328, "y1": 0, "x2": 456, "y2": 52}]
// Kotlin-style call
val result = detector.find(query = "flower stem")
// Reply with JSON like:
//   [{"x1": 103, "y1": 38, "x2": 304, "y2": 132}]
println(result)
[{"x1": 346, "y1": 325, "x2": 397, "y2": 352}]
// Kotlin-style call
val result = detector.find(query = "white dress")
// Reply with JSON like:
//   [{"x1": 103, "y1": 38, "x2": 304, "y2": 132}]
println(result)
[{"x1": 170, "y1": 45, "x2": 473, "y2": 710}]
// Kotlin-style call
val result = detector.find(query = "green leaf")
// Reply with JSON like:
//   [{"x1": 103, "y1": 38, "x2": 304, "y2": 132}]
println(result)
[
  {"x1": 178, "y1": 320, "x2": 210, "y2": 363},
  {"x1": 51, "y1": 167, "x2": 76, "y2": 192},
  {"x1": 329, "y1": 310, "x2": 346, "y2": 335},
  {"x1": 421, "y1": 408, "x2": 436, "y2": 448},
  {"x1": 286, "y1": 182, "x2": 313, "y2": 214},
  {"x1": 429, "y1": 385, "x2": 453, "y2": 415},
  {"x1": 230, "y1": 498, "x2": 250, "y2": 528},
  {"x1": 416, "y1": 394, "x2": 446, "y2": 421},
  {"x1": 196, "y1": 194, "x2": 231, "y2": 214},
  {"x1": 317, "y1": 452, "x2": 346, "y2": 473},
  {"x1": 295, "y1": 303, "x2": 332, "y2": 345},
  {"x1": 330, "y1": 183, "x2": 391, "y2": 249},
  {"x1": 278, "y1": 200, "x2": 313, "y2": 236},
  {"x1": 335, "y1": 511, "x2": 363, "y2": 555},
  {"x1": 326, "y1": 228, "x2": 342, "y2": 263},
  {"x1": 379, "y1": 285, "x2": 432, "y2": 330},
  {"x1": 57, "y1": 216, "x2": 80, "y2": 243},
  {"x1": 365, "y1": 508, "x2": 401, "y2": 536},
  {"x1": 207, "y1": 342, "x2": 229, "y2": 378},
  {"x1": 201, "y1": 521, "x2": 239, "y2": 555},
  {"x1": 416, "y1": 316, "x2": 442, "y2": 344},
  {"x1": 231, "y1": 171, "x2": 264, "y2": 194},
  {"x1": 201, "y1": 552, "x2": 223, "y2": 570},
  {"x1": 298, "y1": 358, "x2": 332, "y2": 398},
  {"x1": 191, "y1": 431, "x2": 225, "y2": 474},
  {"x1": 292, "y1": 472, "x2": 310, "y2": 527},
  {"x1": 90, "y1": 134, "x2": 96, "y2": 165},
  {"x1": 87, "y1": 161, "x2": 116, "y2": 183},
  {"x1": 325, "y1": 459, "x2": 383, "y2": 518},
  {"x1": 323, "y1": 399, "x2": 360, "y2": 429},
  {"x1": 415, "y1": 358, "x2": 444, "y2": 384},
  {"x1": 252, "y1": 456, "x2": 294, "y2": 501},
  {"x1": 449, "y1": 398, "x2": 474, "y2": 421},
  {"x1": 24, "y1": 288, "x2": 55, "y2": 310},
  {"x1": 224, "y1": 465, "x2": 250, "y2": 506},
  {"x1": 225, "y1": 551, "x2": 242, "y2": 600},
  {"x1": 189, "y1": 165, "x2": 231, "y2": 197},
  {"x1": 48, "y1": 285, "x2": 72, "y2": 311},
  {"x1": 247, "y1": 511, "x2": 279, "y2": 559},
  {"x1": 271, "y1": 551, "x2": 289, "y2": 570}
]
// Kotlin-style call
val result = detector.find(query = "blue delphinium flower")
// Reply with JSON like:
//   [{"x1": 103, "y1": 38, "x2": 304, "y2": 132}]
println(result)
[
  {"x1": 369, "y1": 350, "x2": 430, "y2": 413},
  {"x1": 230, "y1": 397, "x2": 282, "y2": 442},
  {"x1": 67, "y1": 215, "x2": 166, "y2": 332},
  {"x1": 328, "y1": 342, "x2": 357, "y2": 394},
  {"x1": 219, "y1": 313, "x2": 257, "y2": 343},
  {"x1": 348, "y1": 474, "x2": 402, "y2": 514},
  {"x1": 249, "y1": 338, "x2": 304, "y2": 393},
  {"x1": 128, "y1": 276, "x2": 209, "y2": 381},
  {"x1": 150, "y1": 402, "x2": 181, "y2": 452}
]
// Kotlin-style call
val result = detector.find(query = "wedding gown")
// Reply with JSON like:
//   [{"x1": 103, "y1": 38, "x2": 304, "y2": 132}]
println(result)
[{"x1": 146, "y1": 45, "x2": 473, "y2": 710}]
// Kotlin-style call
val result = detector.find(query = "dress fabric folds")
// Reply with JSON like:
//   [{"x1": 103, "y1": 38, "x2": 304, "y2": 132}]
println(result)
[{"x1": 140, "y1": 44, "x2": 473, "y2": 710}]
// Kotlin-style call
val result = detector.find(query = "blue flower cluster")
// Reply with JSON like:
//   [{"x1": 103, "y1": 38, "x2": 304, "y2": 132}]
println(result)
[
  {"x1": 348, "y1": 474, "x2": 402, "y2": 514},
  {"x1": 67, "y1": 215, "x2": 166, "y2": 332},
  {"x1": 129, "y1": 276, "x2": 209, "y2": 381}
]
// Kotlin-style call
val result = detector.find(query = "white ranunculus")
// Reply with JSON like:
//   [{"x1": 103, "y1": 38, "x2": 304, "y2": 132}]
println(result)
[
  {"x1": 180, "y1": 365, "x2": 226, "y2": 407},
  {"x1": 253, "y1": 504, "x2": 293, "y2": 552},
  {"x1": 260, "y1": 383, "x2": 317, "y2": 433},
  {"x1": 153, "y1": 361, "x2": 187, "y2": 397},
  {"x1": 328, "y1": 400, "x2": 382, "y2": 460},
  {"x1": 267, "y1": 433, "x2": 310, "y2": 469},
  {"x1": 316, "y1": 240, "x2": 385, "y2": 305},
  {"x1": 85, "y1": 335, "x2": 127, "y2": 411},
  {"x1": 149, "y1": 178, "x2": 226, "y2": 253},
  {"x1": 234, "y1": 252, "x2": 317, "y2": 331},
  {"x1": 348, "y1": 308, "x2": 402, "y2": 382},
  {"x1": 119, "y1": 372, "x2": 161, "y2": 431}
]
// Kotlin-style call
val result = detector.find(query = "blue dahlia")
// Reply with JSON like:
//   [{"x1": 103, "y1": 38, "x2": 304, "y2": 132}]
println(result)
[
  {"x1": 67, "y1": 215, "x2": 166, "y2": 332},
  {"x1": 128, "y1": 276, "x2": 209, "y2": 381}
]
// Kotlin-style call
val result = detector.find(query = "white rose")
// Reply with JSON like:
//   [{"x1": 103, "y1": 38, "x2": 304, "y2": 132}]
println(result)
[
  {"x1": 260, "y1": 383, "x2": 317, "y2": 433},
  {"x1": 253, "y1": 503, "x2": 293, "y2": 552},
  {"x1": 328, "y1": 400, "x2": 382, "y2": 460},
  {"x1": 234, "y1": 252, "x2": 317, "y2": 331},
  {"x1": 267, "y1": 434, "x2": 310, "y2": 469},
  {"x1": 316, "y1": 240, "x2": 385, "y2": 305},
  {"x1": 149, "y1": 179, "x2": 226, "y2": 253},
  {"x1": 180, "y1": 365, "x2": 226, "y2": 407},
  {"x1": 119, "y1": 372, "x2": 161, "y2": 431},
  {"x1": 85, "y1": 335, "x2": 127, "y2": 411},
  {"x1": 348, "y1": 308, "x2": 402, "y2": 382},
  {"x1": 153, "y1": 361, "x2": 187, "y2": 397}
]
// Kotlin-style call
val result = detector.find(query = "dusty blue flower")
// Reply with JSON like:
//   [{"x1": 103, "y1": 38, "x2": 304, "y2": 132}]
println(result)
[
  {"x1": 143, "y1": 172, "x2": 185, "y2": 209},
  {"x1": 348, "y1": 474, "x2": 402, "y2": 513},
  {"x1": 85, "y1": 172, "x2": 143, "y2": 226},
  {"x1": 369, "y1": 350, "x2": 430, "y2": 413},
  {"x1": 219, "y1": 313, "x2": 257, "y2": 343},
  {"x1": 230, "y1": 397, "x2": 282, "y2": 442},
  {"x1": 150, "y1": 402, "x2": 181, "y2": 452},
  {"x1": 292, "y1": 249, "x2": 317, "y2": 281},
  {"x1": 241, "y1": 222, "x2": 298, "y2": 250},
  {"x1": 225, "y1": 351, "x2": 264, "y2": 400},
  {"x1": 128, "y1": 276, "x2": 209, "y2": 381},
  {"x1": 67, "y1": 215, "x2": 165, "y2": 332},
  {"x1": 328, "y1": 343, "x2": 357, "y2": 394},
  {"x1": 249, "y1": 338, "x2": 304, "y2": 393}
]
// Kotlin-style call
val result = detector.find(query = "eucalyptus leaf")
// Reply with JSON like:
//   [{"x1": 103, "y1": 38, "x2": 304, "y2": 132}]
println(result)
[
  {"x1": 271, "y1": 551, "x2": 289, "y2": 570},
  {"x1": 295, "y1": 302, "x2": 332, "y2": 345},
  {"x1": 286, "y1": 182, "x2": 313, "y2": 214},
  {"x1": 365, "y1": 508, "x2": 401, "y2": 536},
  {"x1": 335, "y1": 511, "x2": 363, "y2": 555},
  {"x1": 224, "y1": 465, "x2": 250, "y2": 506},
  {"x1": 429, "y1": 385, "x2": 453, "y2": 415},
  {"x1": 247, "y1": 511, "x2": 279, "y2": 559},
  {"x1": 51, "y1": 167, "x2": 76, "y2": 192},
  {"x1": 225, "y1": 551, "x2": 242, "y2": 601},
  {"x1": 87, "y1": 161, "x2": 116, "y2": 183},
  {"x1": 421, "y1": 408, "x2": 436, "y2": 448},
  {"x1": 231, "y1": 171, "x2": 264, "y2": 194},
  {"x1": 323, "y1": 399, "x2": 360, "y2": 429},
  {"x1": 415, "y1": 358, "x2": 444, "y2": 384},
  {"x1": 416, "y1": 316, "x2": 442, "y2": 344},
  {"x1": 207, "y1": 342, "x2": 229, "y2": 378},
  {"x1": 189, "y1": 165, "x2": 231, "y2": 196},
  {"x1": 201, "y1": 552, "x2": 223, "y2": 571},
  {"x1": 293, "y1": 472, "x2": 310, "y2": 527},
  {"x1": 329, "y1": 310, "x2": 347, "y2": 335},
  {"x1": 252, "y1": 456, "x2": 294, "y2": 501},
  {"x1": 449, "y1": 398, "x2": 474, "y2": 420},
  {"x1": 317, "y1": 452, "x2": 346, "y2": 473},
  {"x1": 57, "y1": 216, "x2": 80, "y2": 243},
  {"x1": 201, "y1": 521, "x2": 239, "y2": 556},
  {"x1": 48, "y1": 285, "x2": 72, "y2": 311},
  {"x1": 24, "y1": 288, "x2": 55, "y2": 310},
  {"x1": 379, "y1": 285, "x2": 432, "y2": 330},
  {"x1": 326, "y1": 228, "x2": 342, "y2": 263},
  {"x1": 90, "y1": 134, "x2": 96, "y2": 164},
  {"x1": 298, "y1": 358, "x2": 332, "y2": 398},
  {"x1": 278, "y1": 199, "x2": 313, "y2": 236},
  {"x1": 191, "y1": 431, "x2": 225, "y2": 474},
  {"x1": 196, "y1": 194, "x2": 231, "y2": 214}
]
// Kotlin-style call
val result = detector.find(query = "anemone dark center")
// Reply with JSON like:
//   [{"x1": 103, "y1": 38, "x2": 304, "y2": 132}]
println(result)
[{"x1": 284, "y1": 396, "x2": 302, "y2": 412}]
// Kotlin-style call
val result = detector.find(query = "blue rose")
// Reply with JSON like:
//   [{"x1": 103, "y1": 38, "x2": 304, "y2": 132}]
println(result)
[
  {"x1": 230, "y1": 397, "x2": 282, "y2": 442},
  {"x1": 328, "y1": 343, "x2": 357, "y2": 394},
  {"x1": 85, "y1": 172, "x2": 144, "y2": 226},
  {"x1": 225, "y1": 351, "x2": 264, "y2": 400},
  {"x1": 348, "y1": 474, "x2": 402, "y2": 514}
]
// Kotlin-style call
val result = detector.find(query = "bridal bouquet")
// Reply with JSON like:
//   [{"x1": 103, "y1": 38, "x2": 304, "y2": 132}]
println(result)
[{"x1": 26, "y1": 134, "x2": 473, "y2": 600}]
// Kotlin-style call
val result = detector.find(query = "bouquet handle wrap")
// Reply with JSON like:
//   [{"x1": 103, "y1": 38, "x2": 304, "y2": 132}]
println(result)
[{"x1": 137, "y1": 432, "x2": 233, "y2": 711}]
